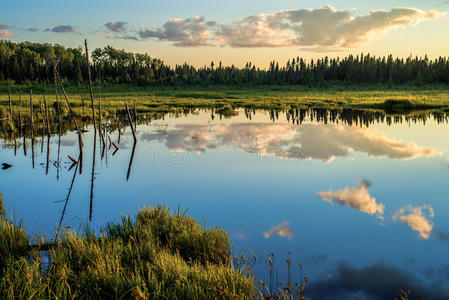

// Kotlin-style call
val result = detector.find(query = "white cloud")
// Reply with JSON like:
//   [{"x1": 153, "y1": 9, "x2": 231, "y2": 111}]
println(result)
[
  {"x1": 393, "y1": 204, "x2": 434, "y2": 239},
  {"x1": 139, "y1": 16, "x2": 215, "y2": 47},
  {"x1": 215, "y1": 14, "x2": 296, "y2": 47},
  {"x1": 133, "y1": 6, "x2": 443, "y2": 49},
  {"x1": 218, "y1": 6, "x2": 442, "y2": 49},
  {"x1": 0, "y1": 30, "x2": 14, "y2": 39},
  {"x1": 317, "y1": 180, "x2": 385, "y2": 217},
  {"x1": 264, "y1": 221, "x2": 294, "y2": 239}
]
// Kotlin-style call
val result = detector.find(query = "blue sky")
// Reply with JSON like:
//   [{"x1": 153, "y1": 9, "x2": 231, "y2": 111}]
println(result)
[{"x1": 1, "y1": 0, "x2": 449, "y2": 67}]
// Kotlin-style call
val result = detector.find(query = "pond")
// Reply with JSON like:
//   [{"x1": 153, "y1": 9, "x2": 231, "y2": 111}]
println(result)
[{"x1": 1, "y1": 108, "x2": 449, "y2": 299}]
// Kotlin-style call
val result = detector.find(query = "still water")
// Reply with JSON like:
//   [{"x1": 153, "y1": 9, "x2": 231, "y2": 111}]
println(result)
[{"x1": 1, "y1": 108, "x2": 449, "y2": 299}]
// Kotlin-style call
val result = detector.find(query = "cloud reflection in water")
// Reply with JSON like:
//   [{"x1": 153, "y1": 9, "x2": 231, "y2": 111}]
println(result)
[
  {"x1": 393, "y1": 204, "x2": 434, "y2": 239},
  {"x1": 263, "y1": 221, "x2": 294, "y2": 239},
  {"x1": 317, "y1": 180, "x2": 385, "y2": 218},
  {"x1": 140, "y1": 122, "x2": 439, "y2": 162}
]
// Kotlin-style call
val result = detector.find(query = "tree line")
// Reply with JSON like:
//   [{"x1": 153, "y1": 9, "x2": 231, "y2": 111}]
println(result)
[{"x1": 1, "y1": 40, "x2": 449, "y2": 87}]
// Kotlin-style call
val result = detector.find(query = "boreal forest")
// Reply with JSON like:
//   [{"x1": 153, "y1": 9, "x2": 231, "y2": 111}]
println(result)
[{"x1": 1, "y1": 41, "x2": 449, "y2": 87}]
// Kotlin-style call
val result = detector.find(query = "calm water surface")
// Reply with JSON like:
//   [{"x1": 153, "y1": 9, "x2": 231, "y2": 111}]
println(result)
[{"x1": 1, "y1": 108, "x2": 449, "y2": 299}]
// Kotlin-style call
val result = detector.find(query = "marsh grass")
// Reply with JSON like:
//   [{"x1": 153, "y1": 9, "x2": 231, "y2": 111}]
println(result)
[
  {"x1": 2, "y1": 87, "x2": 449, "y2": 141},
  {"x1": 2, "y1": 86, "x2": 449, "y2": 123},
  {"x1": 0, "y1": 192, "x2": 4, "y2": 217},
  {"x1": 0, "y1": 218, "x2": 30, "y2": 278},
  {"x1": 0, "y1": 205, "x2": 256, "y2": 299}
]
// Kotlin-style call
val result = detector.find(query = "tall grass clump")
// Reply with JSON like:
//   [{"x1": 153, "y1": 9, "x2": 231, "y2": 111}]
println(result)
[
  {"x1": 0, "y1": 194, "x2": 31, "y2": 278},
  {"x1": 0, "y1": 205, "x2": 256, "y2": 299},
  {"x1": 0, "y1": 192, "x2": 4, "y2": 217}
]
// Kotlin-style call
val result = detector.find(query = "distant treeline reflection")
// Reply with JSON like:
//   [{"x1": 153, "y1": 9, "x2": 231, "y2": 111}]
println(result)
[{"x1": 1, "y1": 108, "x2": 448, "y2": 141}]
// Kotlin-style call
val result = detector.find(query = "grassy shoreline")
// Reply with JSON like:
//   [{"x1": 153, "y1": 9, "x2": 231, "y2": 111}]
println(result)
[
  {"x1": 1, "y1": 85, "x2": 449, "y2": 118},
  {"x1": 1, "y1": 85, "x2": 448, "y2": 140},
  {"x1": 0, "y1": 194, "x2": 422, "y2": 300},
  {"x1": 0, "y1": 203, "x2": 257, "y2": 299}
]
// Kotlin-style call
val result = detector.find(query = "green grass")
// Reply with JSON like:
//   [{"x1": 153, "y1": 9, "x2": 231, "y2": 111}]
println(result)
[
  {"x1": 0, "y1": 218, "x2": 30, "y2": 280},
  {"x1": 1, "y1": 85, "x2": 448, "y2": 139},
  {"x1": 0, "y1": 193, "x2": 4, "y2": 217},
  {"x1": 0, "y1": 205, "x2": 255, "y2": 299},
  {"x1": 1, "y1": 84, "x2": 449, "y2": 117},
  {"x1": 0, "y1": 85, "x2": 449, "y2": 140}
]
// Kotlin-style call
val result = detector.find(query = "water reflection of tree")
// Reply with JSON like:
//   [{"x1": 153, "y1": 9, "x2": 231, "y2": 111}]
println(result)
[
  {"x1": 3, "y1": 108, "x2": 448, "y2": 142},
  {"x1": 89, "y1": 130, "x2": 97, "y2": 222},
  {"x1": 55, "y1": 156, "x2": 79, "y2": 240},
  {"x1": 280, "y1": 108, "x2": 449, "y2": 127},
  {"x1": 1, "y1": 107, "x2": 448, "y2": 229}
]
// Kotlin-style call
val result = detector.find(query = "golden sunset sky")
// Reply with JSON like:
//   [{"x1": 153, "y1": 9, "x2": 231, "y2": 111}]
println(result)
[{"x1": 1, "y1": 0, "x2": 449, "y2": 67}]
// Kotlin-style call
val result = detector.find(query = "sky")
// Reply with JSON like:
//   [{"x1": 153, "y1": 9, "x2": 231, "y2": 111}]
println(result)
[{"x1": 1, "y1": 0, "x2": 449, "y2": 67}]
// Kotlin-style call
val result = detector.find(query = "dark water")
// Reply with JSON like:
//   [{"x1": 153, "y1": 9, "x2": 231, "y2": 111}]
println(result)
[{"x1": 1, "y1": 108, "x2": 449, "y2": 299}]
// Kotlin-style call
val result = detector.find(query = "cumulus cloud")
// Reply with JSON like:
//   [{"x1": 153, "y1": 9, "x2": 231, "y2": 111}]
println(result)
[
  {"x1": 105, "y1": 21, "x2": 127, "y2": 33},
  {"x1": 49, "y1": 25, "x2": 76, "y2": 33},
  {"x1": 317, "y1": 180, "x2": 385, "y2": 217},
  {"x1": 139, "y1": 16, "x2": 215, "y2": 47},
  {"x1": 218, "y1": 6, "x2": 442, "y2": 49},
  {"x1": 133, "y1": 6, "x2": 442, "y2": 48},
  {"x1": 103, "y1": 22, "x2": 137, "y2": 40},
  {"x1": 263, "y1": 221, "x2": 294, "y2": 239},
  {"x1": 140, "y1": 122, "x2": 438, "y2": 163},
  {"x1": 0, "y1": 30, "x2": 14, "y2": 39},
  {"x1": 215, "y1": 14, "x2": 296, "y2": 47},
  {"x1": 393, "y1": 204, "x2": 434, "y2": 239}
]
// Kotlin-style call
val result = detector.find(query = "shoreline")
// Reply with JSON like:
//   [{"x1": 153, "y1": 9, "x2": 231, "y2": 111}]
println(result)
[{"x1": 1, "y1": 85, "x2": 449, "y2": 116}]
